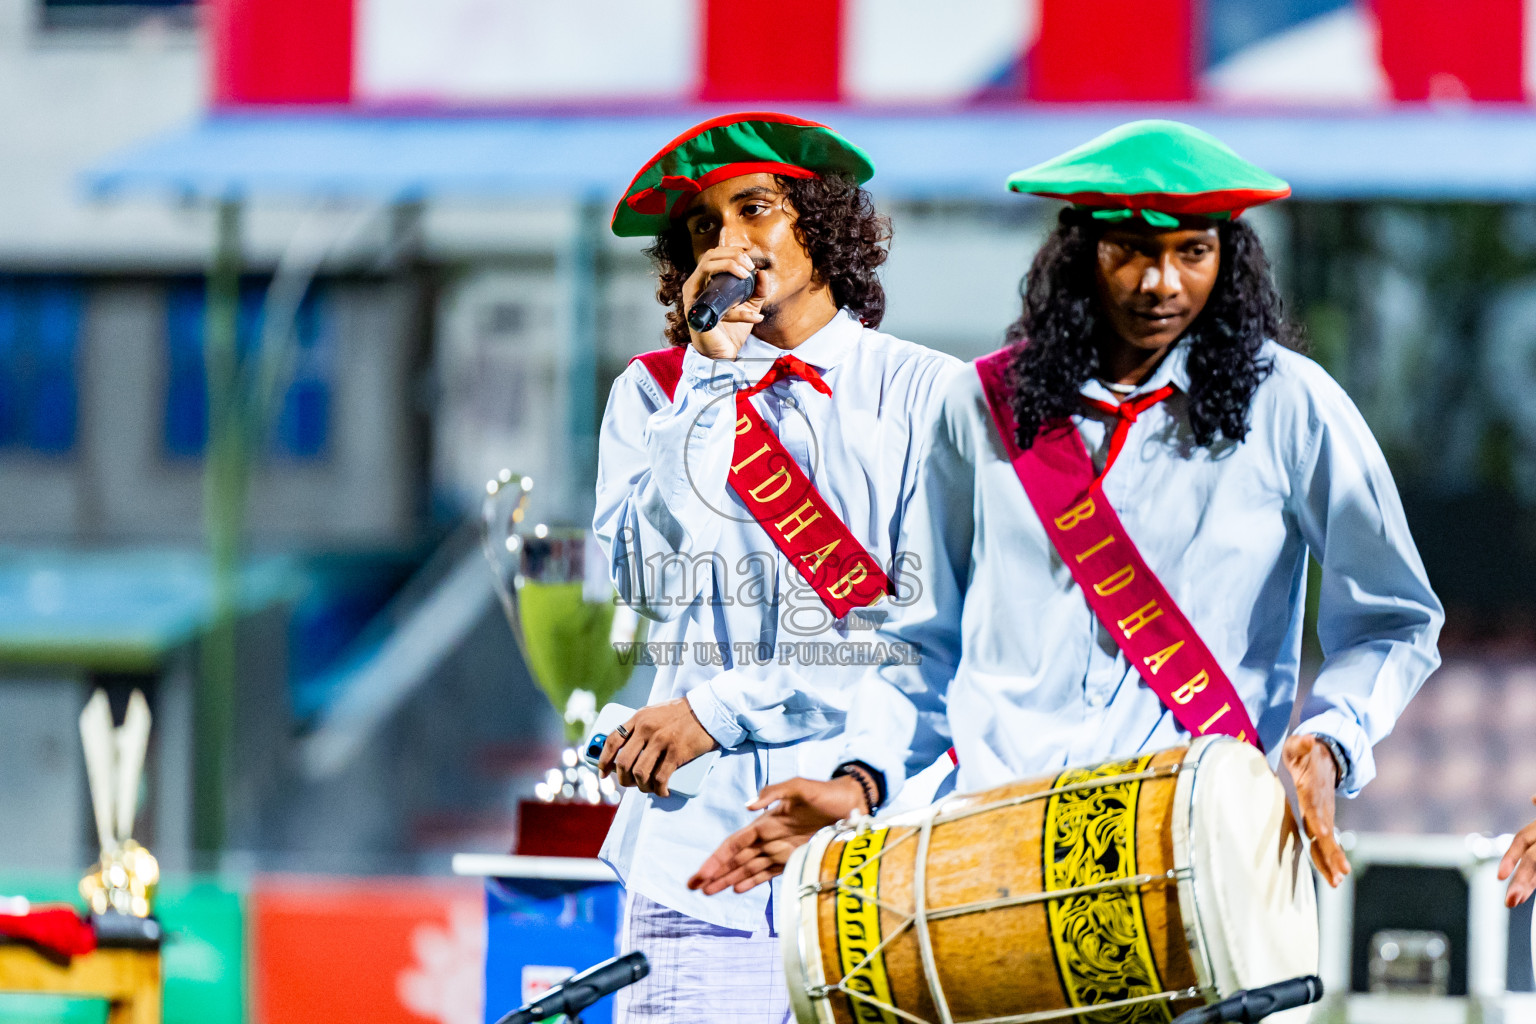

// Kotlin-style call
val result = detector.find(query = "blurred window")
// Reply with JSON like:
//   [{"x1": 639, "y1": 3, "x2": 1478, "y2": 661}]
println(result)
[
  {"x1": 0, "y1": 275, "x2": 82, "y2": 456},
  {"x1": 40, "y1": 0, "x2": 195, "y2": 30},
  {"x1": 163, "y1": 279, "x2": 333, "y2": 462}
]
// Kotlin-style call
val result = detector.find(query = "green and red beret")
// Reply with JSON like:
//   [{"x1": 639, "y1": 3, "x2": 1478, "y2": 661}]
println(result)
[
  {"x1": 1006, "y1": 119, "x2": 1290, "y2": 227},
  {"x1": 611, "y1": 112, "x2": 875, "y2": 238}
]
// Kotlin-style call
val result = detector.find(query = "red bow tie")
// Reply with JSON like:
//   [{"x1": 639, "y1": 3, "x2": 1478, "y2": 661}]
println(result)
[
  {"x1": 1080, "y1": 384, "x2": 1176, "y2": 482},
  {"x1": 739, "y1": 354, "x2": 832, "y2": 400}
]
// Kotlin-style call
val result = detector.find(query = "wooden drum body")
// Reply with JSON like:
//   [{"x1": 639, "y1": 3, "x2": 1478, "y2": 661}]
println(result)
[{"x1": 780, "y1": 737, "x2": 1318, "y2": 1024}]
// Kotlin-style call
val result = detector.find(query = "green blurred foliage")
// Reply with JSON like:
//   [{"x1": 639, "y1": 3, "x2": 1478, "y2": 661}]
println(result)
[
  {"x1": 1284, "y1": 201, "x2": 1536, "y2": 624},
  {"x1": 1302, "y1": 557, "x2": 1324, "y2": 670},
  {"x1": 1299, "y1": 302, "x2": 1349, "y2": 380},
  {"x1": 1477, "y1": 418, "x2": 1519, "y2": 495}
]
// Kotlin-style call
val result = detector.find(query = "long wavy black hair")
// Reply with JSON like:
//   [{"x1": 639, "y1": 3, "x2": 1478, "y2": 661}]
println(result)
[
  {"x1": 1006, "y1": 210, "x2": 1301, "y2": 450},
  {"x1": 647, "y1": 174, "x2": 889, "y2": 348}
]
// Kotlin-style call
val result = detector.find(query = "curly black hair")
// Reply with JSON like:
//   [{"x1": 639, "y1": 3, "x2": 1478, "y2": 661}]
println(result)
[
  {"x1": 1006, "y1": 211, "x2": 1301, "y2": 450},
  {"x1": 645, "y1": 174, "x2": 889, "y2": 348}
]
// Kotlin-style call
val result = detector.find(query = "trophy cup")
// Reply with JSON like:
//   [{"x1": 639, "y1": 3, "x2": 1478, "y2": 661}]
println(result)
[
  {"x1": 480, "y1": 471, "x2": 645, "y2": 856},
  {"x1": 77, "y1": 689, "x2": 159, "y2": 918}
]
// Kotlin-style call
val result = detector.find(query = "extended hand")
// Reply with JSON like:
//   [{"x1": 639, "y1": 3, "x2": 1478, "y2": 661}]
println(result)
[
  {"x1": 597, "y1": 699, "x2": 718, "y2": 798},
  {"x1": 1498, "y1": 797, "x2": 1536, "y2": 907},
  {"x1": 682, "y1": 245, "x2": 764, "y2": 361},
  {"x1": 1281, "y1": 733, "x2": 1350, "y2": 887},
  {"x1": 688, "y1": 776, "x2": 867, "y2": 895}
]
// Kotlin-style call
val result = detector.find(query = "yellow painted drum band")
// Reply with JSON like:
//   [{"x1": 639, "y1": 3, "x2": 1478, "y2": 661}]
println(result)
[
  {"x1": 1042, "y1": 754, "x2": 1171, "y2": 1024},
  {"x1": 834, "y1": 828, "x2": 898, "y2": 1024}
]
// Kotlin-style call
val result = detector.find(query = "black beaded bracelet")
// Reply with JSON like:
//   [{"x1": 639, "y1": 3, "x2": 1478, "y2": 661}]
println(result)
[
  {"x1": 1315, "y1": 734, "x2": 1352, "y2": 790},
  {"x1": 832, "y1": 762, "x2": 883, "y2": 814}
]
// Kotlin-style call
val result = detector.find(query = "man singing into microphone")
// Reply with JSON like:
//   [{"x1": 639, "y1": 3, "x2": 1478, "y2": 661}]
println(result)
[
  {"x1": 693, "y1": 120, "x2": 1442, "y2": 899},
  {"x1": 592, "y1": 112, "x2": 958, "y2": 1022}
]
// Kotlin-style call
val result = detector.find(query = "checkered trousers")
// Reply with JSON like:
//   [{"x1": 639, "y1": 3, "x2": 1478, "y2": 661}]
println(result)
[{"x1": 615, "y1": 891, "x2": 793, "y2": 1024}]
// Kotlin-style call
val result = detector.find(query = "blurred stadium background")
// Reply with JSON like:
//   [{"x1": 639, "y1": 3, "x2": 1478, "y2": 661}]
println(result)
[{"x1": 3, "y1": 0, "x2": 1536, "y2": 1020}]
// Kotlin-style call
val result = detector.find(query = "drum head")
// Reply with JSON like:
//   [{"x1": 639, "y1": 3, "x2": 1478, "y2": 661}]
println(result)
[{"x1": 1176, "y1": 738, "x2": 1319, "y2": 1023}]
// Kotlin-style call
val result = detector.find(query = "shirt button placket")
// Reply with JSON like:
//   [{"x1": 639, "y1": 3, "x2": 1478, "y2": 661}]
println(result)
[
  {"x1": 770, "y1": 387, "x2": 805, "y2": 642},
  {"x1": 782, "y1": 385, "x2": 813, "y2": 472}
]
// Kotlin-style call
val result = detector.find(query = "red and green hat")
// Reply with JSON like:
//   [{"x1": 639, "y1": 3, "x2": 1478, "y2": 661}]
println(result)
[
  {"x1": 1006, "y1": 119, "x2": 1290, "y2": 228},
  {"x1": 611, "y1": 112, "x2": 875, "y2": 238}
]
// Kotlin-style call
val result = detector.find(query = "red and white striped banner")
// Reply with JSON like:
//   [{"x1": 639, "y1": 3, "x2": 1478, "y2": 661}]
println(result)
[{"x1": 209, "y1": 0, "x2": 1536, "y2": 109}]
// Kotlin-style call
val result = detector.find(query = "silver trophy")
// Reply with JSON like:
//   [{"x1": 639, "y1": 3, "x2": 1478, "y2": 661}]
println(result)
[{"x1": 480, "y1": 471, "x2": 643, "y2": 805}]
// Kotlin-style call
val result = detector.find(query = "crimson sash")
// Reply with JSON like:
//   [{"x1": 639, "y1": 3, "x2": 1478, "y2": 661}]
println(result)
[
  {"x1": 631, "y1": 347, "x2": 890, "y2": 619},
  {"x1": 974, "y1": 347, "x2": 1262, "y2": 750}
]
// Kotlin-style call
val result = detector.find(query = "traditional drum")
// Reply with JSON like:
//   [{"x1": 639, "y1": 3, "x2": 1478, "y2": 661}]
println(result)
[{"x1": 779, "y1": 736, "x2": 1318, "y2": 1024}]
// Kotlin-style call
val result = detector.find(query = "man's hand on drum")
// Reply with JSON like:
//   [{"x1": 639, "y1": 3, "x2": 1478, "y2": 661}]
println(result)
[
  {"x1": 1281, "y1": 733, "x2": 1351, "y2": 887},
  {"x1": 596, "y1": 699, "x2": 718, "y2": 798},
  {"x1": 1497, "y1": 797, "x2": 1536, "y2": 907},
  {"x1": 688, "y1": 776, "x2": 868, "y2": 895}
]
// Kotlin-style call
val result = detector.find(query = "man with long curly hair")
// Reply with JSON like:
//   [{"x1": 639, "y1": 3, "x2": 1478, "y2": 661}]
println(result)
[
  {"x1": 693, "y1": 120, "x2": 1442, "y2": 900},
  {"x1": 592, "y1": 113, "x2": 957, "y2": 1021}
]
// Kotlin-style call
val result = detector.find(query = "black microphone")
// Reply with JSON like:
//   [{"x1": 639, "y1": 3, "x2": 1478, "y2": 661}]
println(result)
[
  {"x1": 1171, "y1": 976, "x2": 1323, "y2": 1024},
  {"x1": 686, "y1": 270, "x2": 757, "y2": 333},
  {"x1": 492, "y1": 951, "x2": 648, "y2": 1024}
]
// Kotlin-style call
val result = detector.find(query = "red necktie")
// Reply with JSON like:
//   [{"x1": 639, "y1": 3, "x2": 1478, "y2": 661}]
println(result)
[
  {"x1": 1080, "y1": 384, "x2": 1175, "y2": 483},
  {"x1": 739, "y1": 354, "x2": 832, "y2": 400}
]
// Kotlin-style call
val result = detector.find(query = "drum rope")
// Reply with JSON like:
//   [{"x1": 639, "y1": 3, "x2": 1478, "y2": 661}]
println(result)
[
  {"x1": 823, "y1": 826, "x2": 917, "y2": 894},
  {"x1": 817, "y1": 987, "x2": 932, "y2": 1024},
  {"x1": 912, "y1": 813, "x2": 955, "y2": 1024},
  {"x1": 814, "y1": 967, "x2": 1200, "y2": 1024},
  {"x1": 802, "y1": 880, "x2": 912, "y2": 920},
  {"x1": 815, "y1": 896, "x2": 915, "y2": 983},
  {"x1": 807, "y1": 865, "x2": 1189, "y2": 923},
  {"x1": 924, "y1": 867, "x2": 1190, "y2": 921},
  {"x1": 809, "y1": 768, "x2": 1182, "y2": 904},
  {"x1": 965, "y1": 986, "x2": 1202, "y2": 1024},
  {"x1": 809, "y1": 866, "x2": 1190, "y2": 1000},
  {"x1": 929, "y1": 765, "x2": 1187, "y2": 829}
]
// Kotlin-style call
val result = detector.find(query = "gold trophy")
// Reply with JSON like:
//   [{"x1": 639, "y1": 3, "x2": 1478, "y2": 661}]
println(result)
[
  {"x1": 77, "y1": 689, "x2": 159, "y2": 917},
  {"x1": 480, "y1": 471, "x2": 644, "y2": 814}
]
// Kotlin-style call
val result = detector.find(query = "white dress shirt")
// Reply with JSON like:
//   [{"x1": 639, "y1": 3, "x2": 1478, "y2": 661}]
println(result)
[
  {"x1": 839, "y1": 339, "x2": 1443, "y2": 803},
  {"x1": 593, "y1": 309, "x2": 959, "y2": 930}
]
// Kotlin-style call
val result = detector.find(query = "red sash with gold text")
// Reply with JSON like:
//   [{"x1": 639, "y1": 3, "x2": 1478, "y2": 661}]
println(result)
[
  {"x1": 974, "y1": 347, "x2": 1261, "y2": 749},
  {"x1": 631, "y1": 346, "x2": 890, "y2": 620}
]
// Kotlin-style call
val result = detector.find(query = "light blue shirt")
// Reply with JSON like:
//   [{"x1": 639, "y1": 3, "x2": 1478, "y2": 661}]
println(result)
[
  {"x1": 839, "y1": 340, "x2": 1443, "y2": 804},
  {"x1": 593, "y1": 309, "x2": 959, "y2": 930}
]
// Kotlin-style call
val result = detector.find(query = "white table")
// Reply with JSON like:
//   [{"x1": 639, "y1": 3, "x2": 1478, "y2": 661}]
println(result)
[{"x1": 451, "y1": 854, "x2": 616, "y2": 883}]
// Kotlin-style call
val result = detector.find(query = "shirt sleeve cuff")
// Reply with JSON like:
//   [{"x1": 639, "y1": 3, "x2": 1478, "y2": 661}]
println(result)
[
  {"x1": 681, "y1": 344, "x2": 748, "y2": 390},
  {"x1": 1295, "y1": 712, "x2": 1372, "y2": 797},
  {"x1": 686, "y1": 681, "x2": 748, "y2": 750}
]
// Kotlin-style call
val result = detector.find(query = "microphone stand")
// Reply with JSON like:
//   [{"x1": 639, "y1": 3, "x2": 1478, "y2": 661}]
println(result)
[
  {"x1": 491, "y1": 951, "x2": 648, "y2": 1024},
  {"x1": 1168, "y1": 975, "x2": 1324, "y2": 1024}
]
